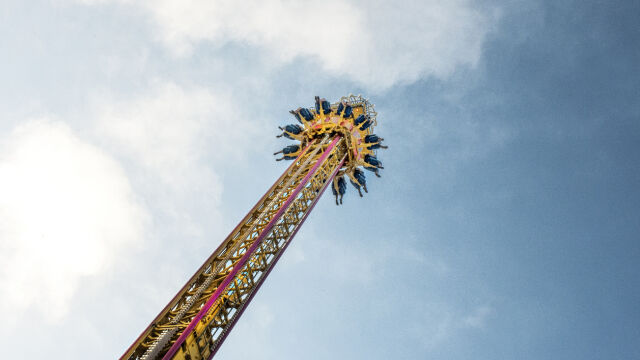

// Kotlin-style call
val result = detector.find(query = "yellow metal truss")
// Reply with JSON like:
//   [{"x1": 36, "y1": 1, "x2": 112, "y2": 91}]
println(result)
[{"x1": 122, "y1": 136, "x2": 347, "y2": 360}]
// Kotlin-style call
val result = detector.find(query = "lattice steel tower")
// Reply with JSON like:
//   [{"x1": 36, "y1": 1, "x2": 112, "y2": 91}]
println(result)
[{"x1": 121, "y1": 95, "x2": 386, "y2": 360}]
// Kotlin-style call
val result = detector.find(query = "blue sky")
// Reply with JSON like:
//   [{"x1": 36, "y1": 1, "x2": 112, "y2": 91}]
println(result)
[{"x1": 0, "y1": 0, "x2": 638, "y2": 359}]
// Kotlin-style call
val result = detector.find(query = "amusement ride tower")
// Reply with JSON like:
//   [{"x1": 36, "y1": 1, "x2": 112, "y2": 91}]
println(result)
[{"x1": 121, "y1": 95, "x2": 386, "y2": 360}]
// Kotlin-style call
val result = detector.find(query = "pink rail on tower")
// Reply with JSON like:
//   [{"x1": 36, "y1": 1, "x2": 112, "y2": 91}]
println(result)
[{"x1": 162, "y1": 136, "x2": 343, "y2": 360}]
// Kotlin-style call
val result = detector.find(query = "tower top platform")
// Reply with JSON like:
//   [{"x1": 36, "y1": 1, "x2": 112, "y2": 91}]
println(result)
[{"x1": 276, "y1": 95, "x2": 386, "y2": 204}]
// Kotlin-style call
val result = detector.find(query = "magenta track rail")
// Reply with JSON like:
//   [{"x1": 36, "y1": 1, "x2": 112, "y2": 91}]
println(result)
[
  {"x1": 162, "y1": 136, "x2": 342, "y2": 360},
  {"x1": 120, "y1": 142, "x2": 315, "y2": 360},
  {"x1": 208, "y1": 155, "x2": 346, "y2": 359}
]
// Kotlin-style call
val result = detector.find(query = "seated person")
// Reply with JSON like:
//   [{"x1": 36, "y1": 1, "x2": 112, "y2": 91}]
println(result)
[
  {"x1": 321, "y1": 99, "x2": 332, "y2": 115},
  {"x1": 274, "y1": 144, "x2": 301, "y2": 161},
  {"x1": 364, "y1": 134, "x2": 382, "y2": 143},
  {"x1": 360, "y1": 119, "x2": 372, "y2": 130},
  {"x1": 292, "y1": 107, "x2": 314, "y2": 121},
  {"x1": 302, "y1": 108, "x2": 314, "y2": 121},
  {"x1": 364, "y1": 133, "x2": 388, "y2": 150},
  {"x1": 354, "y1": 168, "x2": 367, "y2": 188},
  {"x1": 331, "y1": 176, "x2": 347, "y2": 205},
  {"x1": 315, "y1": 96, "x2": 332, "y2": 115},
  {"x1": 284, "y1": 124, "x2": 302, "y2": 134},
  {"x1": 354, "y1": 114, "x2": 367, "y2": 127},
  {"x1": 364, "y1": 154, "x2": 383, "y2": 168},
  {"x1": 348, "y1": 168, "x2": 367, "y2": 197},
  {"x1": 364, "y1": 134, "x2": 388, "y2": 150},
  {"x1": 349, "y1": 178, "x2": 363, "y2": 197},
  {"x1": 343, "y1": 104, "x2": 353, "y2": 118},
  {"x1": 276, "y1": 124, "x2": 303, "y2": 139}
]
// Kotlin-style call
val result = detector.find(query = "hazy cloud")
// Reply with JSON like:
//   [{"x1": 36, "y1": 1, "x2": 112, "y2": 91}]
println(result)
[
  {"x1": 90, "y1": 82, "x2": 260, "y2": 228},
  {"x1": 75, "y1": 0, "x2": 498, "y2": 89},
  {"x1": 462, "y1": 305, "x2": 493, "y2": 329},
  {"x1": 0, "y1": 119, "x2": 148, "y2": 322}
]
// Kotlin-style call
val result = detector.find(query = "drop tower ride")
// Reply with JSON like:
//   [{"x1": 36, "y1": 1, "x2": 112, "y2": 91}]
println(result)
[{"x1": 121, "y1": 95, "x2": 386, "y2": 360}]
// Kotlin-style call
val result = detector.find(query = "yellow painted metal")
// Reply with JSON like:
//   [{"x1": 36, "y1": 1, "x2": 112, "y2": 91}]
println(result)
[
  {"x1": 294, "y1": 95, "x2": 379, "y2": 182},
  {"x1": 122, "y1": 136, "x2": 347, "y2": 360},
  {"x1": 122, "y1": 95, "x2": 381, "y2": 360}
]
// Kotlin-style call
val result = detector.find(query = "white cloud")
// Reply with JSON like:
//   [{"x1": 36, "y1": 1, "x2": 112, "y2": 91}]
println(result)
[
  {"x1": 409, "y1": 302, "x2": 456, "y2": 349},
  {"x1": 462, "y1": 305, "x2": 493, "y2": 329},
  {"x1": 75, "y1": 0, "x2": 498, "y2": 89},
  {"x1": 0, "y1": 81, "x2": 261, "y2": 351},
  {"x1": 90, "y1": 81, "x2": 263, "y2": 241},
  {"x1": 0, "y1": 119, "x2": 148, "y2": 322},
  {"x1": 94, "y1": 82, "x2": 230, "y2": 190},
  {"x1": 410, "y1": 303, "x2": 494, "y2": 349}
]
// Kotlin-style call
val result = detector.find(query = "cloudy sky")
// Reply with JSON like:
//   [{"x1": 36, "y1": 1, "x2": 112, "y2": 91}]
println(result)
[{"x1": 1, "y1": 0, "x2": 639, "y2": 359}]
